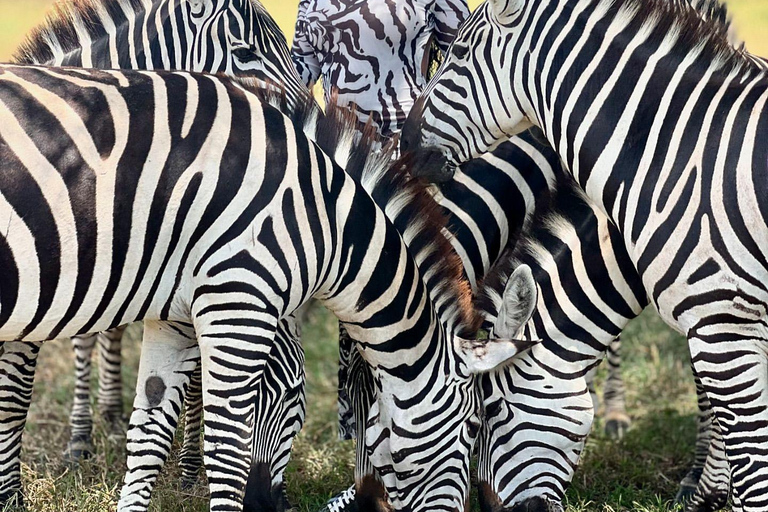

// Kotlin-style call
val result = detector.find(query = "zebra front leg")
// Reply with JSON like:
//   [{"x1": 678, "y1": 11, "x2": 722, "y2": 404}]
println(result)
[
  {"x1": 97, "y1": 326, "x2": 127, "y2": 437},
  {"x1": 65, "y1": 333, "x2": 98, "y2": 464},
  {"x1": 198, "y1": 314, "x2": 278, "y2": 512},
  {"x1": 602, "y1": 337, "x2": 630, "y2": 440},
  {"x1": 0, "y1": 341, "x2": 42, "y2": 507},
  {"x1": 118, "y1": 321, "x2": 199, "y2": 512},
  {"x1": 688, "y1": 326, "x2": 768, "y2": 512},
  {"x1": 676, "y1": 366, "x2": 730, "y2": 511},
  {"x1": 243, "y1": 316, "x2": 305, "y2": 512},
  {"x1": 180, "y1": 361, "x2": 204, "y2": 489}
]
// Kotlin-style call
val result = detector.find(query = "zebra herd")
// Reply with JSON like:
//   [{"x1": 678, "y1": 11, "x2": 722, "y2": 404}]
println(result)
[{"x1": 0, "y1": 0, "x2": 763, "y2": 511}]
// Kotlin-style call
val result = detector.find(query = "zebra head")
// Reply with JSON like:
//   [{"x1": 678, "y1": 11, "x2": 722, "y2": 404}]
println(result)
[
  {"x1": 186, "y1": 0, "x2": 308, "y2": 108},
  {"x1": 400, "y1": 0, "x2": 534, "y2": 182},
  {"x1": 473, "y1": 259, "x2": 593, "y2": 512},
  {"x1": 361, "y1": 264, "x2": 540, "y2": 512}
]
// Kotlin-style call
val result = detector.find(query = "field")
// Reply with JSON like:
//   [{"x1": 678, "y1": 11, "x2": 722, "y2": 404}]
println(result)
[{"x1": 0, "y1": 0, "x2": 766, "y2": 511}]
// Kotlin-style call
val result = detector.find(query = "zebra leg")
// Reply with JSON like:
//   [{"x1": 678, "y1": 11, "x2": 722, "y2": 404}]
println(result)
[
  {"x1": 97, "y1": 326, "x2": 127, "y2": 437},
  {"x1": 198, "y1": 315, "x2": 278, "y2": 512},
  {"x1": 64, "y1": 333, "x2": 98, "y2": 463},
  {"x1": 317, "y1": 326, "x2": 380, "y2": 512},
  {"x1": 602, "y1": 337, "x2": 630, "y2": 440},
  {"x1": 179, "y1": 361, "x2": 203, "y2": 489},
  {"x1": 244, "y1": 317, "x2": 305, "y2": 512},
  {"x1": 337, "y1": 322, "x2": 356, "y2": 441},
  {"x1": 676, "y1": 366, "x2": 730, "y2": 511},
  {"x1": 688, "y1": 326, "x2": 768, "y2": 512},
  {"x1": 118, "y1": 321, "x2": 199, "y2": 512},
  {"x1": 584, "y1": 366, "x2": 599, "y2": 415},
  {"x1": 0, "y1": 341, "x2": 42, "y2": 507}
]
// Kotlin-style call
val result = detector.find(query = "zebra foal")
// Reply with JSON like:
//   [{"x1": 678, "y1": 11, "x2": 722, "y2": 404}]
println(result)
[
  {"x1": 402, "y1": 0, "x2": 768, "y2": 510},
  {"x1": 0, "y1": 64, "x2": 536, "y2": 511}
]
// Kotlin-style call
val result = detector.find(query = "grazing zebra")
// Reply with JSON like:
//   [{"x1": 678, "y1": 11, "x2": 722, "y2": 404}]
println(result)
[
  {"x1": 401, "y1": 0, "x2": 768, "y2": 509},
  {"x1": 0, "y1": 64, "x2": 536, "y2": 511},
  {"x1": 13, "y1": 0, "x2": 312, "y2": 498}
]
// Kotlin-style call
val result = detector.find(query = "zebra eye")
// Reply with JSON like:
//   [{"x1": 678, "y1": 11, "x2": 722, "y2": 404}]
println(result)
[
  {"x1": 452, "y1": 44, "x2": 470, "y2": 60},
  {"x1": 233, "y1": 46, "x2": 259, "y2": 63}
]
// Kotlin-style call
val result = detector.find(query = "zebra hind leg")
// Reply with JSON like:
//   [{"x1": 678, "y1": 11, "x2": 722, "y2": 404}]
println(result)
[
  {"x1": 0, "y1": 341, "x2": 42, "y2": 508},
  {"x1": 317, "y1": 327, "x2": 381, "y2": 512},
  {"x1": 96, "y1": 326, "x2": 127, "y2": 438},
  {"x1": 64, "y1": 333, "x2": 98, "y2": 464},
  {"x1": 602, "y1": 337, "x2": 630, "y2": 440},
  {"x1": 688, "y1": 323, "x2": 768, "y2": 512},
  {"x1": 676, "y1": 366, "x2": 730, "y2": 511},
  {"x1": 179, "y1": 361, "x2": 203, "y2": 489},
  {"x1": 118, "y1": 321, "x2": 199, "y2": 511}
]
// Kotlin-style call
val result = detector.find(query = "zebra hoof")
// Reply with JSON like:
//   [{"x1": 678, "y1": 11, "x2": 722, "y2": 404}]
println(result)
[
  {"x1": 180, "y1": 474, "x2": 200, "y2": 491},
  {"x1": 62, "y1": 438, "x2": 93, "y2": 465},
  {"x1": 604, "y1": 418, "x2": 630, "y2": 440}
]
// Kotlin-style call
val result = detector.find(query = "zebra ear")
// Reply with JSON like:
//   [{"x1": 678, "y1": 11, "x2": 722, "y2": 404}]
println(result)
[
  {"x1": 458, "y1": 337, "x2": 538, "y2": 374},
  {"x1": 488, "y1": 0, "x2": 526, "y2": 25},
  {"x1": 494, "y1": 264, "x2": 538, "y2": 338}
]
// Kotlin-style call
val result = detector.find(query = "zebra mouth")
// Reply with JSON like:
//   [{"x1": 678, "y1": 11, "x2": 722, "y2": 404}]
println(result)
[{"x1": 397, "y1": 146, "x2": 457, "y2": 184}]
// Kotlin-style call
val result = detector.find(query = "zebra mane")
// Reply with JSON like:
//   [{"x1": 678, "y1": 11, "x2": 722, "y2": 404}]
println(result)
[
  {"x1": 316, "y1": 101, "x2": 481, "y2": 335},
  {"x1": 238, "y1": 84, "x2": 479, "y2": 333},
  {"x1": 603, "y1": 0, "x2": 754, "y2": 75},
  {"x1": 13, "y1": 0, "x2": 148, "y2": 64}
]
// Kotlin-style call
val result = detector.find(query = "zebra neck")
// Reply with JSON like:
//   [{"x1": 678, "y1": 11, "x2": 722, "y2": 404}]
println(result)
[
  {"x1": 316, "y1": 176, "x2": 446, "y2": 376},
  {"x1": 527, "y1": 0, "x2": 764, "y2": 232}
]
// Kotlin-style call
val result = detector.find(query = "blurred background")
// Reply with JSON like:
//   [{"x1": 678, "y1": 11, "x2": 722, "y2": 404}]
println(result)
[
  {"x1": 1, "y1": 0, "x2": 767, "y2": 59},
  {"x1": 0, "y1": 1, "x2": 764, "y2": 511}
]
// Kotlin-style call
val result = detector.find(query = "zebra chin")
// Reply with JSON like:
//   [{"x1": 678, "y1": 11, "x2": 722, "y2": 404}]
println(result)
[{"x1": 477, "y1": 483, "x2": 563, "y2": 512}]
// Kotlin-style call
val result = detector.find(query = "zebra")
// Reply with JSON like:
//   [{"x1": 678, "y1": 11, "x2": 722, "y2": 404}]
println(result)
[
  {"x1": 291, "y1": 0, "x2": 469, "y2": 138},
  {"x1": 12, "y1": 0, "x2": 313, "y2": 498},
  {"x1": 400, "y1": 0, "x2": 768, "y2": 509},
  {"x1": 0, "y1": 64, "x2": 537, "y2": 511},
  {"x1": 325, "y1": 128, "x2": 695, "y2": 512}
]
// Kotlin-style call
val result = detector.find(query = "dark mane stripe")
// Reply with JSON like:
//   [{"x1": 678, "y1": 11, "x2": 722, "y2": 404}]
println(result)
[{"x1": 13, "y1": 0, "x2": 148, "y2": 65}]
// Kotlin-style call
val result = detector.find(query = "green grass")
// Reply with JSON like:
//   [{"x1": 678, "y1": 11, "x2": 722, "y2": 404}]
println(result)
[
  {"x1": 18, "y1": 307, "x2": 711, "y2": 512},
  {"x1": 0, "y1": 0, "x2": 759, "y2": 510}
]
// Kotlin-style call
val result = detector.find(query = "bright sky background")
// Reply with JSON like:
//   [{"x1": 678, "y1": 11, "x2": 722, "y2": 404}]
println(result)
[{"x1": 0, "y1": 0, "x2": 766, "y2": 61}]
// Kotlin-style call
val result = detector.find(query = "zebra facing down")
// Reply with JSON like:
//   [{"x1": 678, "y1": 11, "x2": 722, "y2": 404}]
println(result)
[
  {"x1": 0, "y1": 64, "x2": 538, "y2": 511},
  {"x1": 12, "y1": 0, "x2": 313, "y2": 492},
  {"x1": 402, "y1": 0, "x2": 768, "y2": 510}
]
